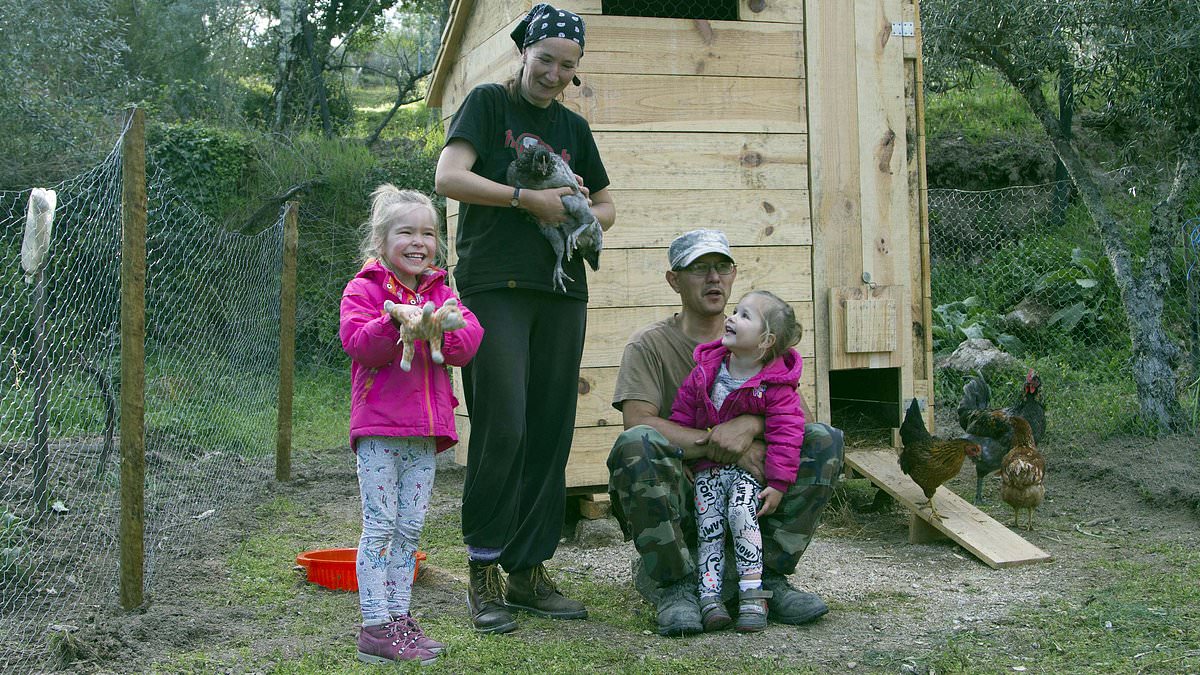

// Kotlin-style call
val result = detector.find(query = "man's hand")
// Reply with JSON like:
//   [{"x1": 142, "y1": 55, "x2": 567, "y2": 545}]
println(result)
[
  {"x1": 757, "y1": 486, "x2": 783, "y2": 518},
  {"x1": 735, "y1": 441, "x2": 767, "y2": 487},
  {"x1": 696, "y1": 415, "x2": 761, "y2": 463}
]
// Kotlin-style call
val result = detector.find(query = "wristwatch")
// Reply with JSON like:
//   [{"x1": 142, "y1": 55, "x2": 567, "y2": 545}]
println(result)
[{"x1": 510, "y1": 186, "x2": 521, "y2": 208}]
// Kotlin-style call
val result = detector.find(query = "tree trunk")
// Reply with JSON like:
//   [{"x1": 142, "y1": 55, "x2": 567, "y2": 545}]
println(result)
[
  {"x1": 363, "y1": 70, "x2": 425, "y2": 148},
  {"x1": 272, "y1": 0, "x2": 298, "y2": 133},
  {"x1": 1003, "y1": 66, "x2": 1185, "y2": 431},
  {"x1": 299, "y1": 3, "x2": 334, "y2": 137},
  {"x1": 1050, "y1": 64, "x2": 1073, "y2": 227}
]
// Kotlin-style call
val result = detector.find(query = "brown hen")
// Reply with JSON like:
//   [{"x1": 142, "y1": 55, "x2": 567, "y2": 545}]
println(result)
[
  {"x1": 899, "y1": 399, "x2": 981, "y2": 520},
  {"x1": 999, "y1": 416, "x2": 1046, "y2": 530}
]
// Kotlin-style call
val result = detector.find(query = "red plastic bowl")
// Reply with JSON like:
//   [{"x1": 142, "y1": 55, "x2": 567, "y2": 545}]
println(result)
[{"x1": 296, "y1": 548, "x2": 426, "y2": 591}]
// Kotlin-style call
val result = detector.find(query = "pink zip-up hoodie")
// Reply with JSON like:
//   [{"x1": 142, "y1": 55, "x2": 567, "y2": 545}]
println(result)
[
  {"x1": 669, "y1": 340, "x2": 806, "y2": 493},
  {"x1": 340, "y1": 259, "x2": 483, "y2": 452}
]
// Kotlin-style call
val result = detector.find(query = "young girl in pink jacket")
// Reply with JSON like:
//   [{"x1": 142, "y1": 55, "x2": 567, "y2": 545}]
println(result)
[
  {"x1": 339, "y1": 185, "x2": 483, "y2": 665},
  {"x1": 668, "y1": 290, "x2": 805, "y2": 634}
]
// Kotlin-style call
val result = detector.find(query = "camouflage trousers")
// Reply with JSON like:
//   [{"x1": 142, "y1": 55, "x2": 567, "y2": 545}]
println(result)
[{"x1": 607, "y1": 423, "x2": 844, "y2": 595}]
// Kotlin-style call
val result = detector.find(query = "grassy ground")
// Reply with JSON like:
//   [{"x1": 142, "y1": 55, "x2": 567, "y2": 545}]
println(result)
[{"x1": 108, "y1": 431, "x2": 1200, "y2": 674}]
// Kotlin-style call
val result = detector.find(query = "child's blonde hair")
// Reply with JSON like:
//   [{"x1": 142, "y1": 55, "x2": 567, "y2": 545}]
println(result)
[
  {"x1": 359, "y1": 184, "x2": 444, "y2": 263},
  {"x1": 743, "y1": 290, "x2": 802, "y2": 364}
]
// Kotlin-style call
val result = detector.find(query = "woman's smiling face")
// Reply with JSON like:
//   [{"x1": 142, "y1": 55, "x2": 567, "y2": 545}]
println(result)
[{"x1": 520, "y1": 37, "x2": 581, "y2": 107}]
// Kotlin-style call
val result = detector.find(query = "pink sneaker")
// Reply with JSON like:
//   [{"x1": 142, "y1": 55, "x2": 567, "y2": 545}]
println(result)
[
  {"x1": 356, "y1": 622, "x2": 439, "y2": 666},
  {"x1": 391, "y1": 614, "x2": 446, "y2": 655}
]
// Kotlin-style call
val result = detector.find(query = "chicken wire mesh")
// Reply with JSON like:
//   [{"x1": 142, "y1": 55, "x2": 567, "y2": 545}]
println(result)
[
  {"x1": 599, "y1": 0, "x2": 740, "y2": 20},
  {"x1": 928, "y1": 181, "x2": 1200, "y2": 439},
  {"x1": 0, "y1": 130, "x2": 285, "y2": 671}
]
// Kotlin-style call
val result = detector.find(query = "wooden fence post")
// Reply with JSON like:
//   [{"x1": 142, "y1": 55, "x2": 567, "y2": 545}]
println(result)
[
  {"x1": 29, "y1": 269, "x2": 50, "y2": 510},
  {"x1": 25, "y1": 189, "x2": 55, "y2": 511},
  {"x1": 119, "y1": 107, "x2": 147, "y2": 610},
  {"x1": 276, "y1": 202, "x2": 299, "y2": 481}
]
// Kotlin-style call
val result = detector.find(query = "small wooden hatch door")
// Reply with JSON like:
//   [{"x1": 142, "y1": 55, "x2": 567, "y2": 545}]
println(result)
[{"x1": 829, "y1": 285, "x2": 903, "y2": 370}]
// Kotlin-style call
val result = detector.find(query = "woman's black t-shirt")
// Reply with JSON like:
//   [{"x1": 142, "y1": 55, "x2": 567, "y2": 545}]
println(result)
[{"x1": 444, "y1": 83, "x2": 610, "y2": 301}]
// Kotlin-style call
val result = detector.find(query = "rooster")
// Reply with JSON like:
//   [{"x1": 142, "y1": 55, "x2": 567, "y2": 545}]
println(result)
[
  {"x1": 507, "y1": 144, "x2": 603, "y2": 292},
  {"x1": 957, "y1": 370, "x2": 1046, "y2": 503},
  {"x1": 999, "y1": 416, "x2": 1046, "y2": 530},
  {"x1": 899, "y1": 399, "x2": 981, "y2": 521}
]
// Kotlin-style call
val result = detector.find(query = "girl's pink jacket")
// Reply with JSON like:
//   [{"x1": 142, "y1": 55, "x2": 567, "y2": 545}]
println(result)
[
  {"x1": 340, "y1": 260, "x2": 483, "y2": 452},
  {"x1": 669, "y1": 340, "x2": 806, "y2": 493}
]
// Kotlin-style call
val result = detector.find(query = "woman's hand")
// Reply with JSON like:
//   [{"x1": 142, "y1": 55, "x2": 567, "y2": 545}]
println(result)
[
  {"x1": 520, "y1": 186, "x2": 574, "y2": 224},
  {"x1": 574, "y1": 174, "x2": 591, "y2": 202},
  {"x1": 757, "y1": 486, "x2": 783, "y2": 518}
]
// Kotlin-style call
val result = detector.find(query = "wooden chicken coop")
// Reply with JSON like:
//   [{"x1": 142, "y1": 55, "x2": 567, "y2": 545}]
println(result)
[{"x1": 428, "y1": 0, "x2": 935, "y2": 491}]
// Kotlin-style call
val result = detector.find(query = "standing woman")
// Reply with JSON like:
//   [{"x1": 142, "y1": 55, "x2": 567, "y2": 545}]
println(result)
[{"x1": 434, "y1": 3, "x2": 615, "y2": 634}]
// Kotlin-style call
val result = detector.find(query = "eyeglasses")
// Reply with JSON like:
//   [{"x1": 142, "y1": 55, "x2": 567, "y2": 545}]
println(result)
[{"x1": 676, "y1": 261, "x2": 736, "y2": 277}]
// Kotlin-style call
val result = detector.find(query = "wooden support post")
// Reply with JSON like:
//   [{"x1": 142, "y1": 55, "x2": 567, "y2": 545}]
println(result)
[
  {"x1": 119, "y1": 107, "x2": 148, "y2": 611},
  {"x1": 908, "y1": 512, "x2": 948, "y2": 544},
  {"x1": 578, "y1": 492, "x2": 611, "y2": 520},
  {"x1": 276, "y1": 202, "x2": 299, "y2": 482}
]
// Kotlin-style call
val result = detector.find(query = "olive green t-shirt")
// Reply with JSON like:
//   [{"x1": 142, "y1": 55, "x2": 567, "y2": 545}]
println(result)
[{"x1": 612, "y1": 314, "x2": 701, "y2": 416}]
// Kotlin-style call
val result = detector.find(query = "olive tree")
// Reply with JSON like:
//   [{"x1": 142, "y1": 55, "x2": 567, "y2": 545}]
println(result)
[
  {"x1": 923, "y1": 0, "x2": 1200, "y2": 431},
  {"x1": 0, "y1": 0, "x2": 131, "y2": 186}
]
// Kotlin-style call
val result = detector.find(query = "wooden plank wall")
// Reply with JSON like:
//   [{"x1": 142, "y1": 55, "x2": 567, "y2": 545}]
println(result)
[
  {"x1": 436, "y1": 1, "x2": 817, "y2": 486},
  {"x1": 805, "y1": 0, "x2": 929, "y2": 430},
  {"x1": 905, "y1": 0, "x2": 936, "y2": 424}
]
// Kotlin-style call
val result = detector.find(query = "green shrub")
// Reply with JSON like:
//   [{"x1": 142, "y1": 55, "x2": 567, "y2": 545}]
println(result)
[{"x1": 147, "y1": 122, "x2": 255, "y2": 224}]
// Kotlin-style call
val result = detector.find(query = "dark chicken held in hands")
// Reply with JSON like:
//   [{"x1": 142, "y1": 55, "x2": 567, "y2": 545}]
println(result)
[{"x1": 506, "y1": 144, "x2": 602, "y2": 293}]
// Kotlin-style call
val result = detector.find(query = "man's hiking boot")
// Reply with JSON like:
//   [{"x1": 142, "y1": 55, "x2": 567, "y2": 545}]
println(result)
[
  {"x1": 735, "y1": 587, "x2": 772, "y2": 633},
  {"x1": 505, "y1": 563, "x2": 588, "y2": 619},
  {"x1": 356, "y1": 622, "x2": 439, "y2": 666},
  {"x1": 467, "y1": 559, "x2": 517, "y2": 634},
  {"x1": 699, "y1": 595, "x2": 732, "y2": 632},
  {"x1": 762, "y1": 569, "x2": 829, "y2": 624},
  {"x1": 655, "y1": 577, "x2": 703, "y2": 636}
]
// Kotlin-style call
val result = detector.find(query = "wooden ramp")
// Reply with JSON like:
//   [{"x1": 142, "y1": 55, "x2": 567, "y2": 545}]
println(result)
[{"x1": 845, "y1": 450, "x2": 1052, "y2": 569}]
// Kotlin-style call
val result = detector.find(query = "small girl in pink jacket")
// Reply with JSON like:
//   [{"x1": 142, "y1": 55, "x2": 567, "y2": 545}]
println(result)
[
  {"x1": 339, "y1": 185, "x2": 483, "y2": 665},
  {"x1": 668, "y1": 290, "x2": 805, "y2": 634}
]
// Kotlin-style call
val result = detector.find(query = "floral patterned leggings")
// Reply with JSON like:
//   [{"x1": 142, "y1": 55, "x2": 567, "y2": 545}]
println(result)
[
  {"x1": 356, "y1": 436, "x2": 436, "y2": 625},
  {"x1": 694, "y1": 465, "x2": 763, "y2": 600}
]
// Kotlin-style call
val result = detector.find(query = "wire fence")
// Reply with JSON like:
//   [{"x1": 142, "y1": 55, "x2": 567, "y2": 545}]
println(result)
[
  {"x1": 599, "y1": 1, "x2": 740, "y2": 20},
  {"x1": 928, "y1": 181, "x2": 1200, "y2": 438},
  {"x1": 0, "y1": 130, "x2": 285, "y2": 672},
  {"x1": 2, "y1": 114, "x2": 1197, "y2": 670}
]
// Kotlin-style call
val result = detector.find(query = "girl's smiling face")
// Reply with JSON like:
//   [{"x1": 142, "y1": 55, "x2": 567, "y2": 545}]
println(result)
[
  {"x1": 382, "y1": 207, "x2": 437, "y2": 290},
  {"x1": 722, "y1": 295, "x2": 773, "y2": 361}
]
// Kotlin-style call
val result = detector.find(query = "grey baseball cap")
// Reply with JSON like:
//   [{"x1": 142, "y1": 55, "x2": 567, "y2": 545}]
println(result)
[{"x1": 668, "y1": 229, "x2": 734, "y2": 269}]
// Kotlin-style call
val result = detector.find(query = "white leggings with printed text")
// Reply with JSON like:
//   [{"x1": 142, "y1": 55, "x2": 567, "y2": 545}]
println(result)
[{"x1": 694, "y1": 465, "x2": 763, "y2": 600}]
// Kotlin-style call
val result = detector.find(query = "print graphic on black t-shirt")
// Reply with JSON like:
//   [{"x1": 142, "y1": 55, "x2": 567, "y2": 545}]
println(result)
[{"x1": 505, "y1": 130, "x2": 573, "y2": 164}]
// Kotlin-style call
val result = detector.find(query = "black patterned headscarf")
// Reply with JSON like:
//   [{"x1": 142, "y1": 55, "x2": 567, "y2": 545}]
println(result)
[{"x1": 510, "y1": 3, "x2": 585, "y2": 85}]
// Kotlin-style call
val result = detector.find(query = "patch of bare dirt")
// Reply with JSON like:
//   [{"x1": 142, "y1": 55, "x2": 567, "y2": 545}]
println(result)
[{"x1": 53, "y1": 429, "x2": 1200, "y2": 673}]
